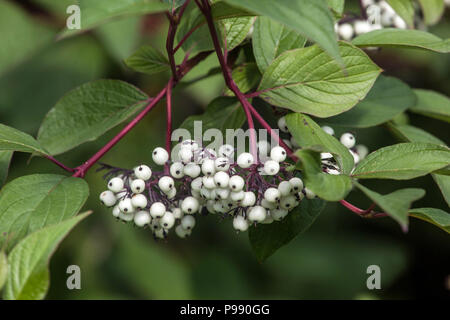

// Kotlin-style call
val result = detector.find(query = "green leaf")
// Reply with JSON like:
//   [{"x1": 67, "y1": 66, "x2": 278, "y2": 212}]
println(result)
[
  {"x1": 252, "y1": 16, "x2": 306, "y2": 73},
  {"x1": 224, "y1": 63, "x2": 261, "y2": 96},
  {"x1": 249, "y1": 198, "x2": 326, "y2": 262},
  {"x1": 0, "y1": 174, "x2": 89, "y2": 252},
  {"x1": 409, "y1": 89, "x2": 450, "y2": 123},
  {"x1": 0, "y1": 151, "x2": 13, "y2": 186},
  {"x1": 387, "y1": 123, "x2": 446, "y2": 146},
  {"x1": 352, "y1": 143, "x2": 450, "y2": 180},
  {"x1": 162, "y1": 0, "x2": 187, "y2": 10},
  {"x1": 355, "y1": 183, "x2": 425, "y2": 229},
  {"x1": 37, "y1": 80, "x2": 148, "y2": 155},
  {"x1": 432, "y1": 174, "x2": 450, "y2": 207},
  {"x1": 180, "y1": 97, "x2": 245, "y2": 136},
  {"x1": 323, "y1": 76, "x2": 416, "y2": 128},
  {"x1": 3, "y1": 212, "x2": 91, "y2": 300},
  {"x1": 386, "y1": 0, "x2": 415, "y2": 27},
  {"x1": 286, "y1": 113, "x2": 354, "y2": 174},
  {"x1": 418, "y1": 0, "x2": 445, "y2": 25},
  {"x1": 125, "y1": 45, "x2": 170, "y2": 75},
  {"x1": 295, "y1": 149, "x2": 353, "y2": 201},
  {"x1": 326, "y1": 0, "x2": 345, "y2": 16},
  {"x1": 0, "y1": 250, "x2": 7, "y2": 291},
  {"x1": 0, "y1": 123, "x2": 49, "y2": 156},
  {"x1": 258, "y1": 42, "x2": 381, "y2": 117},
  {"x1": 0, "y1": 1, "x2": 54, "y2": 75},
  {"x1": 223, "y1": 0, "x2": 342, "y2": 65},
  {"x1": 58, "y1": 0, "x2": 170, "y2": 38},
  {"x1": 352, "y1": 29, "x2": 450, "y2": 53},
  {"x1": 221, "y1": 16, "x2": 256, "y2": 51},
  {"x1": 410, "y1": 208, "x2": 450, "y2": 233}
]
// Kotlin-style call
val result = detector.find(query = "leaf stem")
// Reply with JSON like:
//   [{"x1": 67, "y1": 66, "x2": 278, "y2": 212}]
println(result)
[
  {"x1": 45, "y1": 155, "x2": 75, "y2": 173},
  {"x1": 165, "y1": 78, "x2": 174, "y2": 174}
]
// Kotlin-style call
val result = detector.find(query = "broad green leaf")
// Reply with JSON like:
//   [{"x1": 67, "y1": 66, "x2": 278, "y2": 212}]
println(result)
[
  {"x1": 326, "y1": 0, "x2": 345, "y2": 16},
  {"x1": 286, "y1": 113, "x2": 354, "y2": 174},
  {"x1": 221, "y1": 17, "x2": 256, "y2": 51},
  {"x1": 418, "y1": 0, "x2": 445, "y2": 25},
  {"x1": 386, "y1": 0, "x2": 415, "y2": 27},
  {"x1": 249, "y1": 198, "x2": 326, "y2": 262},
  {"x1": 30, "y1": 0, "x2": 74, "y2": 15},
  {"x1": 0, "y1": 151, "x2": 13, "y2": 186},
  {"x1": 252, "y1": 16, "x2": 307, "y2": 73},
  {"x1": 0, "y1": 251, "x2": 7, "y2": 291},
  {"x1": 3, "y1": 212, "x2": 91, "y2": 300},
  {"x1": 0, "y1": 1, "x2": 54, "y2": 75},
  {"x1": 409, "y1": 89, "x2": 450, "y2": 123},
  {"x1": 352, "y1": 143, "x2": 450, "y2": 180},
  {"x1": 59, "y1": 0, "x2": 170, "y2": 38},
  {"x1": 410, "y1": 208, "x2": 450, "y2": 233},
  {"x1": 295, "y1": 149, "x2": 353, "y2": 201},
  {"x1": 323, "y1": 76, "x2": 416, "y2": 128},
  {"x1": 180, "y1": 97, "x2": 245, "y2": 136},
  {"x1": 355, "y1": 183, "x2": 425, "y2": 229},
  {"x1": 162, "y1": 0, "x2": 187, "y2": 10},
  {"x1": 387, "y1": 123, "x2": 445, "y2": 146},
  {"x1": 125, "y1": 45, "x2": 170, "y2": 75},
  {"x1": 224, "y1": 63, "x2": 261, "y2": 96},
  {"x1": 433, "y1": 174, "x2": 450, "y2": 207},
  {"x1": 0, "y1": 174, "x2": 89, "y2": 252},
  {"x1": 37, "y1": 80, "x2": 148, "y2": 155},
  {"x1": 352, "y1": 29, "x2": 450, "y2": 53},
  {"x1": 0, "y1": 123, "x2": 49, "y2": 156},
  {"x1": 258, "y1": 42, "x2": 381, "y2": 117},
  {"x1": 223, "y1": 0, "x2": 342, "y2": 65}
]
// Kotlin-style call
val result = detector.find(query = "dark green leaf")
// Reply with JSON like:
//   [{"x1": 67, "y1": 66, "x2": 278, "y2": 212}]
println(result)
[
  {"x1": 0, "y1": 151, "x2": 13, "y2": 186},
  {"x1": 37, "y1": 80, "x2": 148, "y2": 155},
  {"x1": 0, "y1": 174, "x2": 89, "y2": 252},
  {"x1": 352, "y1": 143, "x2": 450, "y2": 180},
  {"x1": 326, "y1": 0, "x2": 345, "y2": 16},
  {"x1": 410, "y1": 207, "x2": 450, "y2": 233},
  {"x1": 418, "y1": 0, "x2": 445, "y2": 25},
  {"x1": 386, "y1": 0, "x2": 415, "y2": 27},
  {"x1": 223, "y1": 0, "x2": 342, "y2": 65},
  {"x1": 286, "y1": 113, "x2": 354, "y2": 174},
  {"x1": 352, "y1": 29, "x2": 450, "y2": 53},
  {"x1": 295, "y1": 149, "x2": 353, "y2": 201},
  {"x1": 3, "y1": 212, "x2": 91, "y2": 300},
  {"x1": 249, "y1": 198, "x2": 326, "y2": 262},
  {"x1": 387, "y1": 123, "x2": 445, "y2": 146},
  {"x1": 355, "y1": 183, "x2": 425, "y2": 229},
  {"x1": 224, "y1": 63, "x2": 261, "y2": 96},
  {"x1": 409, "y1": 89, "x2": 450, "y2": 123},
  {"x1": 433, "y1": 173, "x2": 450, "y2": 207},
  {"x1": 323, "y1": 76, "x2": 416, "y2": 128},
  {"x1": 0, "y1": 124, "x2": 49, "y2": 156},
  {"x1": 258, "y1": 42, "x2": 381, "y2": 117},
  {"x1": 252, "y1": 16, "x2": 306, "y2": 72},
  {"x1": 125, "y1": 45, "x2": 170, "y2": 75},
  {"x1": 0, "y1": 250, "x2": 7, "y2": 291}
]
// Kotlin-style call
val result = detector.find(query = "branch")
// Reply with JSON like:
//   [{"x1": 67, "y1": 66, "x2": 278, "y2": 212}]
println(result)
[
  {"x1": 165, "y1": 78, "x2": 174, "y2": 174},
  {"x1": 45, "y1": 155, "x2": 75, "y2": 173}
]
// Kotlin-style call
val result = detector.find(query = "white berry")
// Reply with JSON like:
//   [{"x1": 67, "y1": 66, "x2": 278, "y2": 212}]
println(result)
[
  {"x1": 175, "y1": 225, "x2": 191, "y2": 238},
  {"x1": 152, "y1": 147, "x2": 169, "y2": 165},
  {"x1": 158, "y1": 176, "x2": 174, "y2": 192},
  {"x1": 108, "y1": 177, "x2": 124, "y2": 193},
  {"x1": 218, "y1": 144, "x2": 234, "y2": 158},
  {"x1": 184, "y1": 163, "x2": 201, "y2": 178},
  {"x1": 271, "y1": 208, "x2": 288, "y2": 221},
  {"x1": 191, "y1": 177, "x2": 203, "y2": 191},
  {"x1": 119, "y1": 198, "x2": 134, "y2": 213},
  {"x1": 170, "y1": 162, "x2": 185, "y2": 179},
  {"x1": 215, "y1": 157, "x2": 230, "y2": 171},
  {"x1": 201, "y1": 159, "x2": 216, "y2": 176},
  {"x1": 233, "y1": 215, "x2": 249, "y2": 232},
  {"x1": 304, "y1": 187, "x2": 316, "y2": 199},
  {"x1": 248, "y1": 206, "x2": 267, "y2": 223},
  {"x1": 340, "y1": 133, "x2": 356, "y2": 149},
  {"x1": 278, "y1": 181, "x2": 292, "y2": 196},
  {"x1": 229, "y1": 175, "x2": 245, "y2": 191},
  {"x1": 277, "y1": 116, "x2": 289, "y2": 133},
  {"x1": 338, "y1": 23, "x2": 354, "y2": 41},
  {"x1": 179, "y1": 147, "x2": 193, "y2": 163},
  {"x1": 181, "y1": 215, "x2": 196, "y2": 230},
  {"x1": 237, "y1": 152, "x2": 254, "y2": 168},
  {"x1": 214, "y1": 171, "x2": 230, "y2": 188},
  {"x1": 241, "y1": 192, "x2": 256, "y2": 207},
  {"x1": 150, "y1": 202, "x2": 166, "y2": 218},
  {"x1": 264, "y1": 187, "x2": 281, "y2": 202},
  {"x1": 160, "y1": 211, "x2": 175, "y2": 229},
  {"x1": 181, "y1": 196, "x2": 199, "y2": 214},
  {"x1": 270, "y1": 146, "x2": 287, "y2": 162},
  {"x1": 100, "y1": 190, "x2": 117, "y2": 207},
  {"x1": 264, "y1": 160, "x2": 280, "y2": 175},
  {"x1": 280, "y1": 195, "x2": 297, "y2": 210},
  {"x1": 131, "y1": 194, "x2": 147, "y2": 209},
  {"x1": 321, "y1": 126, "x2": 335, "y2": 136},
  {"x1": 289, "y1": 177, "x2": 304, "y2": 192},
  {"x1": 130, "y1": 179, "x2": 145, "y2": 194},
  {"x1": 202, "y1": 176, "x2": 216, "y2": 189},
  {"x1": 134, "y1": 210, "x2": 151, "y2": 227},
  {"x1": 134, "y1": 165, "x2": 152, "y2": 180}
]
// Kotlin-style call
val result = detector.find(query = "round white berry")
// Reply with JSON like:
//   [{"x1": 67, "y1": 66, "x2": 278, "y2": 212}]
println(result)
[
  {"x1": 130, "y1": 179, "x2": 146, "y2": 194},
  {"x1": 214, "y1": 171, "x2": 230, "y2": 188},
  {"x1": 115, "y1": 189, "x2": 127, "y2": 200},
  {"x1": 181, "y1": 215, "x2": 196, "y2": 230},
  {"x1": 165, "y1": 187, "x2": 177, "y2": 199},
  {"x1": 215, "y1": 157, "x2": 230, "y2": 171},
  {"x1": 134, "y1": 165, "x2": 152, "y2": 180},
  {"x1": 264, "y1": 160, "x2": 280, "y2": 175},
  {"x1": 160, "y1": 211, "x2": 175, "y2": 229},
  {"x1": 152, "y1": 147, "x2": 169, "y2": 165},
  {"x1": 134, "y1": 210, "x2": 151, "y2": 227},
  {"x1": 277, "y1": 116, "x2": 289, "y2": 133},
  {"x1": 108, "y1": 177, "x2": 124, "y2": 193},
  {"x1": 150, "y1": 202, "x2": 166, "y2": 218},
  {"x1": 218, "y1": 144, "x2": 234, "y2": 158},
  {"x1": 178, "y1": 147, "x2": 193, "y2": 163},
  {"x1": 153, "y1": 228, "x2": 166, "y2": 239},
  {"x1": 181, "y1": 196, "x2": 199, "y2": 214},
  {"x1": 184, "y1": 163, "x2": 201, "y2": 178},
  {"x1": 393, "y1": 15, "x2": 407, "y2": 29},
  {"x1": 170, "y1": 162, "x2": 185, "y2": 179},
  {"x1": 264, "y1": 187, "x2": 281, "y2": 203},
  {"x1": 280, "y1": 195, "x2": 297, "y2": 210},
  {"x1": 201, "y1": 159, "x2": 216, "y2": 176},
  {"x1": 261, "y1": 199, "x2": 277, "y2": 210},
  {"x1": 350, "y1": 149, "x2": 360, "y2": 164},
  {"x1": 289, "y1": 177, "x2": 304, "y2": 192},
  {"x1": 248, "y1": 206, "x2": 267, "y2": 223},
  {"x1": 261, "y1": 213, "x2": 274, "y2": 224},
  {"x1": 278, "y1": 181, "x2": 292, "y2": 196},
  {"x1": 202, "y1": 176, "x2": 216, "y2": 189},
  {"x1": 100, "y1": 190, "x2": 117, "y2": 207},
  {"x1": 200, "y1": 187, "x2": 211, "y2": 199},
  {"x1": 175, "y1": 225, "x2": 191, "y2": 238},
  {"x1": 241, "y1": 192, "x2": 256, "y2": 207},
  {"x1": 304, "y1": 187, "x2": 316, "y2": 199},
  {"x1": 230, "y1": 190, "x2": 245, "y2": 202},
  {"x1": 271, "y1": 208, "x2": 288, "y2": 221},
  {"x1": 229, "y1": 175, "x2": 245, "y2": 192},
  {"x1": 270, "y1": 146, "x2": 287, "y2": 162},
  {"x1": 257, "y1": 140, "x2": 270, "y2": 158},
  {"x1": 354, "y1": 20, "x2": 372, "y2": 35},
  {"x1": 131, "y1": 194, "x2": 148, "y2": 209},
  {"x1": 355, "y1": 144, "x2": 369, "y2": 160},
  {"x1": 118, "y1": 198, "x2": 134, "y2": 213},
  {"x1": 321, "y1": 126, "x2": 335, "y2": 136},
  {"x1": 112, "y1": 205, "x2": 121, "y2": 218},
  {"x1": 338, "y1": 23, "x2": 354, "y2": 41},
  {"x1": 321, "y1": 152, "x2": 333, "y2": 160},
  {"x1": 172, "y1": 207, "x2": 183, "y2": 219},
  {"x1": 340, "y1": 133, "x2": 356, "y2": 149},
  {"x1": 191, "y1": 177, "x2": 203, "y2": 191},
  {"x1": 233, "y1": 215, "x2": 249, "y2": 232},
  {"x1": 119, "y1": 211, "x2": 134, "y2": 222},
  {"x1": 216, "y1": 188, "x2": 230, "y2": 200},
  {"x1": 237, "y1": 153, "x2": 254, "y2": 168},
  {"x1": 158, "y1": 176, "x2": 174, "y2": 192},
  {"x1": 181, "y1": 139, "x2": 199, "y2": 152}
]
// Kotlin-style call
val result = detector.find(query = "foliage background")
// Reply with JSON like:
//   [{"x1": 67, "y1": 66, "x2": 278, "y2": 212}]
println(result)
[{"x1": 1, "y1": 0, "x2": 449, "y2": 299}]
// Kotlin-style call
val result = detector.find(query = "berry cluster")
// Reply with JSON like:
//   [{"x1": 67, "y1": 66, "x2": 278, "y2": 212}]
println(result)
[{"x1": 99, "y1": 139, "x2": 314, "y2": 240}]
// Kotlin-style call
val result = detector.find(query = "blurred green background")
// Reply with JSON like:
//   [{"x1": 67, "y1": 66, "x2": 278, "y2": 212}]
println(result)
[{"x1": 1, "y1": 0, "x2": 449, "y2": 299}]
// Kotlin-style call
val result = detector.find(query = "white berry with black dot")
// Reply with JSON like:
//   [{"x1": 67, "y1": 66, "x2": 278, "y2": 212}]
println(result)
[
  {"x1": 130, "y1": 179, "x2": 145, "y2": 194},
  {"x1": 134, "y1": 165, "x2": 152, "y2": 180},
  {"x1": 340, "y1": 133, "x2": 356, "y2": 149},
  {"x1": 131, "y1": 194, "x2": 147, "y2": 209},
  {"x1": 150, "y1": 202, "x2": 166, "y2": 218},
  {"x1": 152, "y1": 147, "x2": 169, "y2": 165},
  {"x1": 233, "y1": 215, "x2": 249, "y2": 232},
  {"x1": 158, "y1": 176, "x2": 174, "y2": 192},
  {"x1": 264, "y1": 187, "x2": 281, "y2": 203},
  {"x1": 108, "y1": 177, "x2": 124, "y2": 193},
  {"x1": 170, "y1": 162, "x2": 185, "y2": 179},
  {"x1": 181, "y1": 196, "x2": 199, "y2": 214},
  {"x1": 248, "y1": 206, "x2": 267, "y2": 223},
  {"x1": 134, "y1": 211, "x2": 151, "y2": 227},
  {"x1": 100, "y1": 190, "x2": 117, "y2": 207},
  {"x1": 237, "y1": 152, "x2": 254, "y2": 168},
  {"x1": 264, "y1": 160, "x2": 280, "y2": 175}
]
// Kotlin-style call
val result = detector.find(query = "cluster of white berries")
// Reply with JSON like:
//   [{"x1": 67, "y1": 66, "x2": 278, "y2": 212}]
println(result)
[
  {"x1": 99, "y1": 139, "x2": 314, "y2": 239},
  {"x1": 276, "y1": 116, "x2": 369, "y2": 175},
  {"x1": 336, "y1": 0, "x2": 407, "y2": 41}
]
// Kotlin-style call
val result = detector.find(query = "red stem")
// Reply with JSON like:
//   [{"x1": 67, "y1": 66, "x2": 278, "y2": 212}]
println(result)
[
  {"x1": 45, "y1": 155, "x2": 75, "y2": 173},
  {"x1": 165, "y1": 79, "x2": 174, "y2": 174}
]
